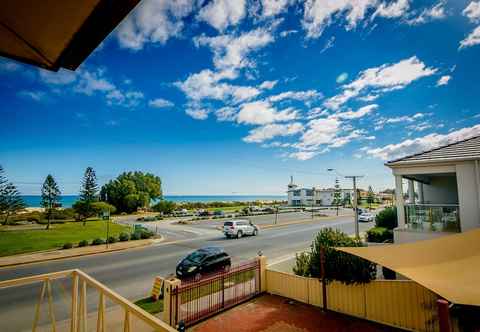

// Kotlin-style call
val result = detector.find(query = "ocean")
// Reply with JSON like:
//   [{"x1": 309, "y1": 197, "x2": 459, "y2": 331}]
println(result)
[{"x1": 21, "y1": 195, "x2": 287, "y2": 208}]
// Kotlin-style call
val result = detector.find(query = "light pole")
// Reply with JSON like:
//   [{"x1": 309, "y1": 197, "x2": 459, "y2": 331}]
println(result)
[
  {"x1": 327, "y1": 169, "x2": 363, "y2": 239},
  {"x1": 311, "y1": 186, "x2": 315, "y2": 220}
]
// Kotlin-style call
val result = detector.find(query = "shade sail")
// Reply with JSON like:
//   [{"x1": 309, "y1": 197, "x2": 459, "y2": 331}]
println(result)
[
  {"x1": 337, "y1": 228, "x2": 480, "y2": 306},
  {"x1": 1, "y1": 0, "x2": 141, "y2": 71}
]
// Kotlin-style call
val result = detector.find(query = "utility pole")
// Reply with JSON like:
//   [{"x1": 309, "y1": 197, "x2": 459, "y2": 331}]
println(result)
[
  {"x1": 327, "y1": 169, "x2": 363, "y2": 239},
  {"x1": 311, "y1": 187, "x2": 315, "y2": 220},
  {"x1": 345, "y1": 175, "x2": 363, "y2": 239}
]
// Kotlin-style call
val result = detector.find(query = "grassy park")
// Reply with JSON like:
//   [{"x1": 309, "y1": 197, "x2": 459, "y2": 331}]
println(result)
[{"x1": 0, "y1": 220, "x2": 129, "y2": 256}]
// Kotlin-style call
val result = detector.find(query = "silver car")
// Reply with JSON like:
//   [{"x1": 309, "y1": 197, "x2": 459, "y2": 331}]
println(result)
[
  {"x1": 223, "y1": 220, "x2": 259, "y2": 238},
  {"x1": 358, "y1": 213, "x2": 374, "y2": 222}
]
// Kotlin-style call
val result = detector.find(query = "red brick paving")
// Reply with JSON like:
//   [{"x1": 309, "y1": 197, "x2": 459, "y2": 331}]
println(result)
[{"x1": 189, "y1": 294, "x2": 400, "y2": 332}]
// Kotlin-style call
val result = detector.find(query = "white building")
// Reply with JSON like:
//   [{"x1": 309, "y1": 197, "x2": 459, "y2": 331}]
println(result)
[
  {"x1": 386, "y1": 135, "x2": 480, "y2": 244},
  {"x1": 287, "y1": 177, "x2": 352, "y2": 206}
]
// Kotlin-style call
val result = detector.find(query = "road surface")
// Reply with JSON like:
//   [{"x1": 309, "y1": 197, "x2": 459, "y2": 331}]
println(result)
[{"x1": 0, "y1": 214, "x2": 373, "y2": 331}]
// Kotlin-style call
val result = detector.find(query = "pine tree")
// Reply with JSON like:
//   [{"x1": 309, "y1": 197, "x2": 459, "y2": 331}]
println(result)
[
  {"x1": 367, "y1": 185, "x2": 375, "y2": 209},
  {"x1": 0, "y1": 165, "x2": 26, "y2": 225},
  {"x1": 41, "y1": 175, "x2": 61, "y2": 230},
  {"x1": 75, "y1": 167, "x2": 98, "y2": 225}
]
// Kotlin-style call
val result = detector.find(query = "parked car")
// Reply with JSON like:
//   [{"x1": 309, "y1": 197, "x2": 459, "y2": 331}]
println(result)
[
  {"x1": 358, "y1": 213, "x2": 374, "y2": 222},
  {"x1": 223, "y1": 220, "x2": 259, "y2": 238},
  {"x1": 176, "y1": 247, "x2": 230, "y2": 279},
  {"x1": 213, "y1": 210, "x2": 225, "y2": 217}
]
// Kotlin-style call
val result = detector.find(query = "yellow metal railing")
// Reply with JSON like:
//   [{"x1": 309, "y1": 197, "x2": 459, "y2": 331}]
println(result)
[{"x1": 0, "y1": 269, "x2": 177, "y2": 332}]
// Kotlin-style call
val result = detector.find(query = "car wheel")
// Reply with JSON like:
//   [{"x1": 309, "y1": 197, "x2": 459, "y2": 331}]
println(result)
[
  {"x1": 237, "y1": 231, "x2": 243, "y2": 239},
  {"x1": 253, "y1": 229, "x2": 258, "y2": 236}
]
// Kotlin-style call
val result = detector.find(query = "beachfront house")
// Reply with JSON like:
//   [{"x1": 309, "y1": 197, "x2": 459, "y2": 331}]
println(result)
[
  {"x1": 287, "y1": 177, "x2": 352, "y2": 206},
  {"x1": 386, "y1": 135, "x2": 480, "y2": 243}
]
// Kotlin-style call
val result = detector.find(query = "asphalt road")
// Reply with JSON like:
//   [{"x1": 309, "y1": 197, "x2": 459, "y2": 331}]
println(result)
[{"x1": 0, "y1": 215, "x2": 373, "y2": 331}]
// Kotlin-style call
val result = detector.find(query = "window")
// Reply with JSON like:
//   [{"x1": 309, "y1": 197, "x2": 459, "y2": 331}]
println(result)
[
  {"x1": 305, "y1": 189, "x2": 313, "y2": 196},
  {"x1": 293, "y1": 190, "x2": 301, "y2": 196}
]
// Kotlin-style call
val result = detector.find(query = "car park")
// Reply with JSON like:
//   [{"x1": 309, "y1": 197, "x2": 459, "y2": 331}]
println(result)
[
  {"x1": 223, "y1": 220, "x2": 259, "y2": 238},
  {"x1": 176, "y1": 247, "x2": 230, "y2": 279},
  {"x1": 358, "y1": 212, "x2": 374, "y2": 222}
]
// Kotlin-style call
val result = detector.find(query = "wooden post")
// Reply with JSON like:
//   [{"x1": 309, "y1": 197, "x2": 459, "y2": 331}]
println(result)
[
  {"x1": 46, "y1": 279, "x2": 57, "y2": 332},
  {"x1": 437, "y1": 299, "x2": 452, "y2": 332},
  {"x1": 79, "y1": 280, "x2": 87, "y2": 332},
  {"x1": 97, "y1": 292, "x2": 105, "y2": 332},
  {"x1": 32, "y1": 280, "x2": 47, "y2": 332},
  {"x1": 71, "y1": 272, "x2": 79, "y2": 332},
  {"x1": 320, "y1": 247, "x2": 327, "y2": 310},
  {"x1": 124, "y1": 309, "x2": 130, "y2": 332}
]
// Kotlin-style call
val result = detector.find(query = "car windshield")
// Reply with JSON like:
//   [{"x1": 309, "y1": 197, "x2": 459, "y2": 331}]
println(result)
[
  {"x1": 224, "y1": 222, "x2": 233, "y2": 226},
  {"x1": 186, "y1": 251, "x2": 207, "y2": 263}
]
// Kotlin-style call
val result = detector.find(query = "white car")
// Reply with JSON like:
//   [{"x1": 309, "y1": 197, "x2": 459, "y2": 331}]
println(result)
[
  {"x1": 223, "y1": 220, "x2": 259, "y2": 238},
  {"x1": 358, "y1": 213, "x2": 374, "y2": 222}
]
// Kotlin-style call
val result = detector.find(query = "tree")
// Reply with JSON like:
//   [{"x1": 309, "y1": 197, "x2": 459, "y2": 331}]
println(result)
[
  {"x1": 0, "y1": 165, "x2": 26, "y2": 225},
  {"x1": 333, "y1": 178, "x2": 341, "y2": 215},
  {"x1": 41, "y1": 175, "x2": 61, "y2": 230},
  {"x1": 74, "y1": 167, "x2": 99, "y2": 225},
  {"x1": 152, "y1": 200, "x2": 176, "y2": 215},
  {"x1": 367, "y1": 185, "x2": 375, "y2": 209},
  {"x1": 293, "y1": 228, "x2": 376, "y2": 284},
  {"x1": 100, "y1": 171, "x2": 162, "y2": 213}
]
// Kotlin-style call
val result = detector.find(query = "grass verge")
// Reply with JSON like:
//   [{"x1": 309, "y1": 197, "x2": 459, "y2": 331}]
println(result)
[
  {"x1": 0, "y1": 221, "x2": 129, "y2": 256},
  {"x1": 135, "y1": 297, "x2": 164, "y2": 314}
]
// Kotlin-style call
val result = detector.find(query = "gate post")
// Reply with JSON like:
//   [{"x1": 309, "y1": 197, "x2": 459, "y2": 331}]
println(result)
[
  {"x1": 163, "y1": 278, "x2": 181, "y2": 327},
  {"x1": 256, "y1": 255, "x2": 267, "y2": 292},
  {"x1": 437, "y1": 299, "x2": 452, "y2": 332}
]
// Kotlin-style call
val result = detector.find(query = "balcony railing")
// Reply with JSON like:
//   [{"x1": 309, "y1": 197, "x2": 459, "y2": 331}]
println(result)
[{"x1": 405, "y1": 204, "x2": 460, "y2": 233}]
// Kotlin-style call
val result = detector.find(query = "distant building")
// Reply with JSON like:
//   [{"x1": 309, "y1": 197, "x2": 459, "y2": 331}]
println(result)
[{"x1": 287, "y1": 177, "x2": 353, "y2": 206}]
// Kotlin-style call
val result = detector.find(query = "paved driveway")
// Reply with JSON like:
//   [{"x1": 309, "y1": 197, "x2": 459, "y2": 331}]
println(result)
[{"x1": 190, "y1": 294, "x2": 400, "y2": 332}]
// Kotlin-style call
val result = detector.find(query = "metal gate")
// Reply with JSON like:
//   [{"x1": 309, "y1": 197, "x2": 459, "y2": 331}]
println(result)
[{"x1": 170, "y1": 259, "x2": 261, "y2": 326}]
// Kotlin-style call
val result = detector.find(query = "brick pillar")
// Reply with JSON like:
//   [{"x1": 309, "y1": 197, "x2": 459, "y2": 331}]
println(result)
[
  {"x1": 162, "y1": 277, "x2": 181, "y2": 327},
  {"x1": 257, "y1": 255, "x2": 267, "y2": 293}
]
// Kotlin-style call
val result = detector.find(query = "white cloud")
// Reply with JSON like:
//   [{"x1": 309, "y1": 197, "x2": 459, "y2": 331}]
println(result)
[
  {"x1": 436, "y1": 75, "x2": 451, "y2": 86},
  {"x1": 405, "y1": 1, "x2": 446, "y2": 26},
  {"x1": 302, "y1": 0, "x2": 377, "y2": 38},
  {"x1": 366, "y1": 124, "x2": 480, "y2": 160},
  {"x1": 194, "y1": 28, "x2": 274, "y2": 73},
  {"x1": 325, "y1": 56, "x2": 437, "y2": 109},
  {"x1": 215, "y1": 107, "x2": 237, "y2": 121},
  {"x1": 243, "y1": 122, "x2": 304, "y2": 143},
  {"x1": 288, "y1": 150, "x2": 319, "y2": 161},
  {"x1": 197, "y1": 0, "x2": 246, "y2": 31},
  {"x1": 297, "y1": 117, "x2": 340, "y2": 148},
  {"x1": 336, "y1": 72, "x2": 348, "y2": 84},
  {"x1": 280, "y1": 29, "x2": 298, "y2": 37},
  {"x1": 261, "y1": 0, "x2": 292, "y2": 18},
  {"x1": 236, "y1": 100, "x2": 298, "y2": 125},
  {"x1": 333, "y1": 104, "x2": 378, "y2": 120},
  {"x1": 268, "y1": 90, "x2": 323, "y2": 103},
  {"x1": 374, "y1": 112, "x2": 428, "y2": 130},
  {"x1": 106, "y1": 90, "x2": 144, "y2": 108},
  {"x1": 39, "y1": 69, "x2": 77, "y2": 85},
  {"x1": 186, "y1": 107, "x2": 210, "y2": 120},
  {"x1": 259, "y1": 80, "x2": 278, "y2": 90},
  {"x1": 459, "y1": 26, "x2": 480, "y2": 49},
  {"x1": 116, "y1": 0, "x2": 198, "y2": 50},
  {"x1": 149, "y1": 98, "x2": 174, "y2": 108},
  {"x1": 463, "y1": 1, "x2": 480, "y2": 23},
  {"x1": 320, "y1": 36, "x2": 335, "y2": 53},
  {"x1": 373, "y1": 0, "x2": 410, "y2": 19},
  {"x1": 17, "y1": 90, "x2": 46, "y2": 102},
  {"x1": 74, "y1": 69, "x2": 115, "y2": 96},
  {"x1": 0, "y1": 60, "x2": 21, "y2": 72},
  {"x1": 406, "y1": 121, "x2": 432, "y2": 132}
]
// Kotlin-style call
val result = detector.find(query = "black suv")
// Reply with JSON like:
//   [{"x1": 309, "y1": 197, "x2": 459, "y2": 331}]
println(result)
[{"x1": 176, "y1": 247, "x2": 231, "y2": 279}]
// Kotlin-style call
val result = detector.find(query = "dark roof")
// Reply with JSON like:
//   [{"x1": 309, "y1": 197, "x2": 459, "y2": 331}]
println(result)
[
  {"x1": 1, "y1": 0, "x2": 140, "y2": 71},
  {"x1": 387, "y1": 135, "x2": 480, "y2": 166}
]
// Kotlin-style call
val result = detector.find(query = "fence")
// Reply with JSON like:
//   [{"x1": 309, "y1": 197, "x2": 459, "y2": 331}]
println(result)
[
  {"x1": 0, "y1": 269, "x2": 176, "y2": 332},
  {"x1": 167, "y1": 259, "x2": 261, "y2": 327},
  {"x1": 266, "y1": 269, "x2": 440, "y2": 332}
]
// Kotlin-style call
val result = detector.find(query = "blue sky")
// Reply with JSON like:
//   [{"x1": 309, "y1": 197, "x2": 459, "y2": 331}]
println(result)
[{"x1": 2, "y1": 0, "x2": 480, "y2": 195}]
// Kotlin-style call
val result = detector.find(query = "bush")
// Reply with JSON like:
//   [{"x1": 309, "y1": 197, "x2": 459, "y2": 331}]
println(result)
[
  {"x1": 140, "y1": 229, "x2": 154, "y2": 239},
  {"x1": 375, "y1": 207, "x2": 397, "y2": 230},
  {"x1": 119, "y1": 232, "x2": 130, "y2": 242},
  {"x1": 78, "y1": 240, "x2": 89, "y2": 247},
  {"x1": 62, "y1": 242, "x2": 73, "y2": 249},
  {"x1": 294, "y1": 228, "x2": 376, "y2": 285},
  {"x1": 366, "y1": 227, "x2": 393, "y2": 243},
  {"x1": 130, "y1": 232, "x2": 141, "y2": 240},
  {"x1": 36, "y1": 219, "x2": 66, "y2": 225},
  {"x1": 51, "y1": 208, "x2": 76, "y2": 220},
  {"x1": 91, "y1": 238, "x2": 105, "y2": 245},
  {"x1": 107, "y1": 236, "x2": 118, "y2": 244}
]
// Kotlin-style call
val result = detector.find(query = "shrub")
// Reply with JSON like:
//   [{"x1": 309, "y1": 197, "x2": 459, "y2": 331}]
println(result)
[
  {"x1": 366, "y1": 227, "x2": 393, "y2": 243},
  {"x1": 107, "y1": 236, "x2": 118, "y2": 244},
  {"x1": 293, "y1": 252, "x2": 311, "y2": 276},
  {"x1": 51, "y1": 208, "x2": 76, "y2": 220},
  {"x1": 130, "y1": 232, "x2": 141, "y2": 240},
  {"x1": 91, "y1": 238, "x2": 105, "y2": 245},
  {"x1": 375, "y1": 207, "x2": 397, "y2": 230},
  {"x1": 78, "y1": 240, "x2": 89, "y2": 247},
  {"x1": 382, "y1": 267, "x2": 396, "y2": 280},
  {"x1": 36, "y1": 219, "x2": 66, "y2": 225},
  {"x1": 62, "y1": 242, "x2": 73, "y2": 249},
  {"x1": 140, "y1": 229, "x2": 154, "y2": 239},
  {"x1": 119, "y1": 232, "x2": 130, "y2": 242},
  {"x1": 294, "y1": 228, "x2": 376, "y2": 285}
]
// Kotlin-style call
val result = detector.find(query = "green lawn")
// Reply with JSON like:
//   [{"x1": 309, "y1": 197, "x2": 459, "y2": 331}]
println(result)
[
  {"x1": 0, "y1": 221, "x2": 129, "y2": 256},
  {"x1": 135, "y1": 297, "x2": 164, "y2": 314}
]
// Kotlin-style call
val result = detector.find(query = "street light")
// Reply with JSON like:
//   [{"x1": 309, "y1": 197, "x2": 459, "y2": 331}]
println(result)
[{"x1": 327, "y1": 168, "x2": 363, "y2": 239}]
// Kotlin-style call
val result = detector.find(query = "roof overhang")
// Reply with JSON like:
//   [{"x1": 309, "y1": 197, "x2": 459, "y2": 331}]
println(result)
[
  {"x1": 337, "y1": 228, "x2": 480, "y2": 306},
  {"x1": 1, "y1": 0, "x2": 141, "y2": 71}
]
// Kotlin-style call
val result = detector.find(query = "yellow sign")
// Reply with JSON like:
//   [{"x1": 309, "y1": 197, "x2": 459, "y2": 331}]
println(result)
[{"x1": 151, "y1": 277, "x2": 164, "y2": 300}]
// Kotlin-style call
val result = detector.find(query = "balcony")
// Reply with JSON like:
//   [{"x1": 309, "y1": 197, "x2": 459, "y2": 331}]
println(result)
[{"x1": 405, "y1": 204, "x2": 460, "y2": 233}]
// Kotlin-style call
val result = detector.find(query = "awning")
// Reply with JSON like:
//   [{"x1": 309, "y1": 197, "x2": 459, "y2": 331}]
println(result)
[
  {"x1": 1, "y1": 0, "x2": 141, "y2": 71},
  {"x1": 337, "y1": 228, "x2": 480, "y2": 306}
]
